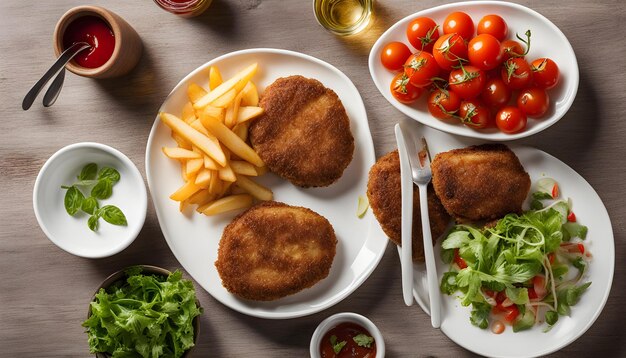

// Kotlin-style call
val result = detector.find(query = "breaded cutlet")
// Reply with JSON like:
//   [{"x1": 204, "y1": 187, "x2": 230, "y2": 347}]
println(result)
[
  {"x1": 215, "y1": 201, "x2": 337, "y2": 301},
  {"x1": 249, "y1": 75, "x2": 354, "y2": 188},
  {"x1": 367, "y1": 150, "x2": 451, "y2": 262},
  {"x1": 430, "y1": 143, "x2": 531, "y2": 222}
]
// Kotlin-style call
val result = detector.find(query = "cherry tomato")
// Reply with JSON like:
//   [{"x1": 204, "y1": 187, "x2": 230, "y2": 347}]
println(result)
[
  {"x1": 496, "y1": 106, "x2": 527, "y2": 134},
  {"x1": 578, "y1": 243, "x2": 585, "y2": 254},
  {"x1": 427, "y1": 89, "x2": 461, "y2": 120},
  {"x1": 547, "y1": 252, "x2": 556, "y2": 264},
  {"x1": 406, "y1": 17, "x2": 440, "y2": 52},
  {"x1": 481, "y1": 78, "x2": 511, "y2": 109},
  {"x1": 380, "y1": 42, "x2": 412, "y2": 71},
  {"x1": 453, "y1": 249, "x2": 468, "y2": 269},
  {"x1": 404, "y1": 52, "x2": 440, "y2": 87},
  {"x1": 432, "y1": 33, "x2": 468, "y2": 71},
  {"x1": 501, "y1": 57, "x2": 532, "y2": 89},
  {"x1": 517, "y1": 87, "x2": 549, "y2": 117},
  {"x1": 449, "y1": 65, "x2": 486, "y2": 99},
  {"x1": 567, "y1": 211, "x2": 577, "y2": 222},
  {"x1": 533, "y1": 275, "x2": 547, "y2": 299},
  {"x1": 531, "y1": 58, "x2": 560, "y2": 89},
  {"x1": 477, "y1": 14, "x2": 508, "y2": 41},
  {"x1": 443, "y1": 11, "x2": 474, "y2": 40},
  {"x1": 501, "y1": 39, "x2": 525, "y2": 61},
  {"x1": 459, "y1": 99, "x2": 491, "y2": 129},
  {"x1": 502, "y1": 305, "x2": 520, "y2": 323},
  {"x1": 390, "y1": 72, "x2": 423, "y2": 104},
  {"x1": 468, "y1": 34, "x2": 503, "y2": 70}
]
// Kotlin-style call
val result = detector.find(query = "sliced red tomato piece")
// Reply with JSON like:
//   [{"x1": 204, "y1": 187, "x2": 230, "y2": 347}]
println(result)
[
  {"x1": 567, "y1": 211, "x2": 577, "y2": 222},
  {"x1": 454, "y1": 249, "x2": 468, "y2": 269}
]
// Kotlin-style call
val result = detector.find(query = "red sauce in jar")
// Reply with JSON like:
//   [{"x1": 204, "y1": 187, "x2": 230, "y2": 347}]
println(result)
[
  {"x1": 320, "y1": 322, "x2": 377, "y2": 358},
  {"x1": 63, "y1": 16, "x2": 115, "y2": 69}
]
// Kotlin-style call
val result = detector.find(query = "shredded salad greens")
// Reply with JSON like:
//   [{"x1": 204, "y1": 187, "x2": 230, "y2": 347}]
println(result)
[
  {"x1": 440, "y1": 179, "x2": 591, "y2": 333},
  {"x1": 83, "y1": 267, "x2": 202, "y2": 357}
]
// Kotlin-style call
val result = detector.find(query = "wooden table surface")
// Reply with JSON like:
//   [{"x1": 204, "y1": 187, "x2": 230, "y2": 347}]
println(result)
[{"x1": 1, "y1": 0, "x2": 624, "y2": 356}]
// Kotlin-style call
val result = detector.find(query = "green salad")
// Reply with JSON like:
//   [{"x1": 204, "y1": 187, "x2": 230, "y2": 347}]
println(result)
[
  {"x1": 439, "y1": 178, "x2": 591, "y2": 333},
  {"x1": 83, "y1": 267, "x2": 202, "y2": 357}
]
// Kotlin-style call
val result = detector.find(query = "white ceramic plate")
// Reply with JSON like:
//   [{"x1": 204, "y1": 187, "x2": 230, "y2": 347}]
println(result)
[
  {"x1": 33, "y1": 142, "x2": 147, "y2": 258},
  {"x1": 398, "y1": 124, "x2": 614, "y2": 357},
  {"x1": 368, "y1": 1, "x2": 579, "y2": 141},
  {"x1": 145, "y1": 48, "x2": 388, "y2": 319}
]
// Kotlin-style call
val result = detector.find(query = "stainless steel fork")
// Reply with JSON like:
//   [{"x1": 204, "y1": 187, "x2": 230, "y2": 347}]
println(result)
[{"x1": 405, "y1": 133, "x2": 442, "y2": 328}]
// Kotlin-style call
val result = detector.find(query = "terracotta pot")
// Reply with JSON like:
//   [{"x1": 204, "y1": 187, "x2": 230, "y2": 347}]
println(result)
[{"x1": 53, "y1": 6, "x2": 143, "y2": 78}]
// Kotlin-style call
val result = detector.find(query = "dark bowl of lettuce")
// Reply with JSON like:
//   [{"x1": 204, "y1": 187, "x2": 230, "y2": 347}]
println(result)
[{"x1": 84, "y1": 265, "x2": 202, "y2": 358}]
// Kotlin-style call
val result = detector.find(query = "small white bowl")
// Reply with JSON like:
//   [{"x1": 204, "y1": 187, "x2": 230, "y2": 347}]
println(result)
[
  {"x1": 310, "y1": 312, "x2": 385, "y2": 358},
  {"x1": 33, "y1": 142, "x2": 147, "y2": 258}
]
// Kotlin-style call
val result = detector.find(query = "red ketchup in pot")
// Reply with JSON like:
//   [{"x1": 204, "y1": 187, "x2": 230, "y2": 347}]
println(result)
[{"x1": 62, "y1": 16, "x2": 115, "y2": 69}]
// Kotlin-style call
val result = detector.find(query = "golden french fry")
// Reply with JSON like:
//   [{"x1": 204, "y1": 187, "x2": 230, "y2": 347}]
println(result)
[
  {"x1": 211, "y1": 88, "x2": 237, "y2": 108},
  {"x1": 237, "y1": 106, "x2": 264, "y2": 124},
  {"x1": 171, "y1": 132, "x2": 192, "y2": 150},
  {"x1": 218, "y1": 164, "x2": 237, "y2": 182},
  {"x1": 203, "y1": 155, "x2": 219, "y2": 170},
  {"x1": 255, "y1": 165, "x2": 268, "y2": 176},
  {"x1": 186, "y1": 158, "x2": 204, "y2": 177},
  {"x1": 230, "y1": 185, "x2": 247, "y2": 195},
  {"x1": 195, "y1": 168, "x2": 212, "y2": 187},
  {"x1": 181, "y1": 102, "x2": 196, "y2": 124},
  {"x1": 209, "y1": 66, "x2": 223, "y2": 90},
  {"x1": 162, "y1": 147, "x2": 201, "y2": 160},
  {"x1": 190, "y1": 119, "x2": 210, "y2": 136},
  {"x1": 179, "y1": 200, "x2": 188, "y2": 212},
  {"x1": 225, "y1": 91, "x2": 244, "y2": 128},
  {"x1": 235, "y1": 174, "x2": 273, "y2": 201},
  {"x1": 188, "y1": 189, "x2": 211, "y2": 205},
  {"x1": 230, "y1": 160, "x2": 258, "y2": 176},
  {"x1": 170, "y1": 180, "x2": 201, "y2": 201},
  {"x1": 160, "y1": 112, "x2": 227, "y2": 166},
  {"x1": 240, "y1": 81, "x2": 259, "y2": 106},
  {"x1": 187, "y1": 83, "x2": 208, "y2": 103},
  {"x1": 209, "y1": 171, "x2": 221, "y2": 194},
  {"x1": 232, "y1": 122, "x2": 250, "y2": 141},
  {"x1": 181, "y1": 162, "x2": 188, "y2": 181},
  {"x1": 201, "y1": 194, "x2": 253, "y2": 216},
  {"x1": 203, "y1": 106, "x2": 225, "y2": 122},
  {"x1": 199, "y1": 114, "x2": 264, "y2": 167},
  {"x1": 193, "y1": 63, "x2": 258, "y2": 109}
]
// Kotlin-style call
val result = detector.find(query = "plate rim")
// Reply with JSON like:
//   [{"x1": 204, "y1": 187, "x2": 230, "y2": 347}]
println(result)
[
  {"x1": 402, "y1": 143, "x2": 615, "y2": 357},
  {"x1": 367, "y1": 0, "x2": 580, "y2": 142},
  {"x1": 145, "y1": 48, "x2": 388, "y2": 319}
]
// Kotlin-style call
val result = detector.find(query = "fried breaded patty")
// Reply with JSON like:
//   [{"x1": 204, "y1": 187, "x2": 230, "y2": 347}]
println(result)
[
  {"x1": 215, "y1": 201, "x2": 337, "y2": 301},
  {"x1": 367, "y1": 150, "x2": 451, "y2": 262},
  {"x1": 431, "y1": 143, "x2": 531, "y2": 222},
  {"x1": 249, "y1": 75, "x2": 354, "y2": 188}
]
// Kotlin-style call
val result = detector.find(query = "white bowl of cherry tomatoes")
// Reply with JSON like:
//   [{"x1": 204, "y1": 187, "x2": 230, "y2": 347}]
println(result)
[{"x1": 368, "y1": 1, "x2": 578, "y2": 140}]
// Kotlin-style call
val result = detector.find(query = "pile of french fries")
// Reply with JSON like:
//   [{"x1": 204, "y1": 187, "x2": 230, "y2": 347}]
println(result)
[{"x1": 160, "y1": 63, "x2": 273, "y2": 216}]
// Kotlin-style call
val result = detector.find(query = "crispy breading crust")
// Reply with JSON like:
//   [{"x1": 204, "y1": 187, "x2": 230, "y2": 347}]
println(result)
[
  {"x1": 366, "y1": 150, "x2": 451, "y2": 262},
  {"x1": 215, "y1": 201, "x2": 337, "y2": 301},
  {"x1": 249, "y1": 76, "x2": 354, "y2": 188},
  {"x1": 431, "y1": 143, "x2": 531, "y2": 222}
]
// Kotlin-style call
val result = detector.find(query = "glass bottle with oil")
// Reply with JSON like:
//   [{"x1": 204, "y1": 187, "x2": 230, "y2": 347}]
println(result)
[{"x1": 313, "y1": 0, "x2": 374, "y2": 36}]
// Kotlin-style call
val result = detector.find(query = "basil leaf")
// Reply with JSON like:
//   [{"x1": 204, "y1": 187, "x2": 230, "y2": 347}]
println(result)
[
  {"x1": 92, "y1": 179, "x2": 113, "y2": 199},
  {"x1": 100, "y1": 205, "x2": 127, "y2": 226},
  {"x1": 74, "y1": 179, "x2": 99, "y2": 186},
  {"x1": 530, "y1": 199, "x2": 544, "y2": 210},
  {"x1": 88, "y1": 214, "x2": 99, "y2": 232},
  {"x1": 353, "y1": 333, "x2": 374, "y2": 348},
  {"x1": 79, "y1": 163, "x2": 98, "y2": 181},
  {"x1": 99, "y1": 167, "x2": 120, "y2": 184},
  {"x1": 64, "y1": 186, "x2": 84, "y2": 216},
  {"x1": 81, "y1": 196, "x2": 99, "y2": 215},
  {"x1": 572, "y1": 257, "x2": 586, "y2": 272},
  {"x1": 505, "y1": 286, "x2": 529, "y2": 305},
  {"x1": 565, "y1": 282, "x2": 591, "y2": 306},
  {"x1": 513, "y1": 307, "x2": 535, "y2": 332},
  {"x1": 441, "y1": 248, "x2": 455, "y2": 264}
]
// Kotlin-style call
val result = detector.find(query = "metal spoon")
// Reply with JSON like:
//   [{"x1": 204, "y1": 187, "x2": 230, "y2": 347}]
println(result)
[
  {"x1": 43, "y1": 68, "x2": 65, "y2": 107},
  {"x1": 22, "y1": 41, "x2": 90, "y2": 110}
]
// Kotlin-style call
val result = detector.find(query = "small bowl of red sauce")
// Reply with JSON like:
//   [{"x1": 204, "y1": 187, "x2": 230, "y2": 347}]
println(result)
[
  {"x1": 53, "y1": 6, "x2": 142, "y2": 78},
  {"x1": 310, "y1": 312, "x2": 385, "y2": 358}
]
